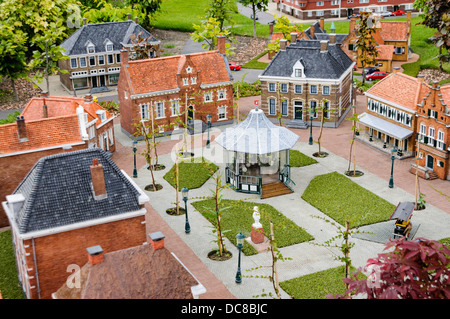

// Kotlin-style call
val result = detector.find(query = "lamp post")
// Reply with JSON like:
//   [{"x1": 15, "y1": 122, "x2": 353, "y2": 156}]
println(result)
[
  {"x1": 235, "y1": 232, "x2": 245, "y2": 284},
  {"x1": 308, "y1": 109, "x2": 313, "y2": 145},
  {"x1": 132, "y1": 140, "x2": 138, "y2": 178},
  {"x1": 206, "y1": 114, "x2": 212, "y2": 149},
  {"x1": 389, "y1": 147, "x2": 397, "y2": 188},
  {"x1": 182, "y1": 187, "x2": 190, "y2": 233}
]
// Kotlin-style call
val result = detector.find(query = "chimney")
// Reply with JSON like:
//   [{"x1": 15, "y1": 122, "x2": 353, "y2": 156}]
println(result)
[
  {"x1": 6, "y1": 194, "x2": 26, "y2": 216},
  {"x1": 90, "y1": 158, "x2": 107, "y2": 199},
  {"x1": 134, "y1": 16, "x2": 139, "y2": 24},
  {"x1": 407, "y1": 12, "x2": 411, "y2": 32},
  {"x1": 320, "y1": 40, "x2": 328, "y2": 52},
  {"x1": 349, "y1": 17, "x2": 356, "y2": 34},
  {"x1": 87, "y1": 245, "x2": 104, "y2": 265},
  {"x1": 269, "y1": 22, "x2": 274, "y2": 36},
  {"x1": 320, "y1": 18, "x2": 324, "y2": 32},
  {"x1": 42, "y1": 99, "x2": 48, "y2": 118},
  {"x1": 417, "y1": 74, "x2": 425, "y2": 83},
  {"x1": 280, "y1": 38, "x2": 287, "y2": 50},
  {"x1": 41, "y1": 91, "x2": 49, "y2": 98},
  {"x1": 16, "y1": 116, "x2": 28, "y2": 142},
  {"x1": 393, "y1": 66, "x2": 400, "y2": 73},
  {"x1": 120, "y1": 48, "x2": 129, "y2": 67},
  {"x1": 127, "y1": 13, "x2": 131, "y2": 20},
  {"x1": 83, "y1": 17, "x2": 87, "y2": 26},
  {"x1": 310, "y1": 24, "x2": 315, "y2": 39},
  {"x1": 149, "y1": 232, "x2": 165, "y2": 250},
  {"x1": 329, "y1": 34, "x2": 336, "y2": 44},
  {"x1": 290, "y1": 32, "x2": 297, "y2": 45},
  {"x1": 217, "y1": 35, "x2": 226, "y2": 55},
  {"x1": 84, "y1": 94, "x2": 93, "y2": 104}
]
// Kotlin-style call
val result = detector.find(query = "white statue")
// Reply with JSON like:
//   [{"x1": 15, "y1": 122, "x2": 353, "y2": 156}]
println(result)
[{"x1": 252, "y1": 206, "x2": 262, "y2": 228}]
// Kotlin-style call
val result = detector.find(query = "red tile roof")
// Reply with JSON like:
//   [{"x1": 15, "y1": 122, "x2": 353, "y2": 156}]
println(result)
[
  {"x1": 125, "y1": 50, "x2": 231, "y2": 95},
  {"x1": 440, "y1": 84, "x2": 450, "y2": 106},
  {"x1": 376, "y1": 45, "x2": 394, "y2": 60},
  {"x1": 378, "y1": 21, "x2": 409, "y2": 42},
  {"x1": 0, "y1": 115, "x2": 82, "y2": 155},
  {"x1": 366, "y1": 73, "x2": 431, "y2": 111}
]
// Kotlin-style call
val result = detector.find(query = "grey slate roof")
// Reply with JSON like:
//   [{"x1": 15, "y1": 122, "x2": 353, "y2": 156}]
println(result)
[
  {"x1": 215, "y1": 108, "x2": 300, "y2": 154},
  {"x1": 12, "y1": 148, "x2": 143, "y2": 234},
  {"x1": 261, "y1": 39, "x2": 354, "y2": 79},
  {"x1": 61, "y1": 20, "x2": 158, "y2": 56}
]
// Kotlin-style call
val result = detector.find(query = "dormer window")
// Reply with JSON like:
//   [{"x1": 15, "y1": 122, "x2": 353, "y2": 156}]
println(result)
[
  {"x1": 106, "y1": 43, "x2": 113, "y2": 52},
  {"x1": 291, "y1": 60, "x2": 305, "y2": 78},
  {"x1": 87, "y1": 44, "x2": 95, "y2": 54},
  {"x1": 96, "y1": 110, "x2": 107, "y2": 122}
]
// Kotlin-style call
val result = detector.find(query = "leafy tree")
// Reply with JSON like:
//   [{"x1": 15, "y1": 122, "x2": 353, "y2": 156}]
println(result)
[
  {"x1": 126, "y1": 0, "x2": 163, "y2": 29},
  {"x1": 129, "y1": 32, "x2": 158, "y2": 60},
  {"x1": 267, "y1": 14, "x2": 303, "y2": 55},
  {"x1": 0, "y1": 23, "x2": 28, "y2": 101},
  {"x1": 28, "y1": 20, "x2": 69, "y2": 95},
  {"x1": 205, "y1": 0, "x2": 238, "y2": 32},
  {"x1": 355, "y1": 12, "x2": 378, "y2": 85},
  {"x1": 191, "y1": 17, "x2": 236, "y2": 56},
  {"x1": 0, "y1": 0, "x2": 80, "y2": 57},
  {"x1": 83, "y1": 1, "x2": 144, "y2": 23},
  {"x1": 345, "y1": 102, "x2": 362, "y2": 177},
  {"x1": 334, "y1": 237, "x2": 450, "y2": 299},
  {"x1": 414, "y1": 0, "x2": 450, "y2": 72},
  {"x1": 238, "y1": 0, "x2": 269, "y2": 38}
]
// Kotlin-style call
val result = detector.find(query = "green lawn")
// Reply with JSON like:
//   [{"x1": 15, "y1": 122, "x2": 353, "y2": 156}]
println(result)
[
  {"x1": 289, "y1": 150, "x2": 318, "y2": 167},
  {"x1": 280, "y1": 265, "x2": 365, "y2": 299},
  {"x1": 151, "y1": 0, "x2": 270, "y2": 37},
  {"x1": 192, "y1": 199, "x2": 314, "y2": 256},
  {"x1": 301, "y1": 171, "x2": 396, "y2": 228},
  {"x1": 163, "y1": 157, "x2": 218, "y2": 190},
  {"x1": 0, "y1": 230, "x2": 23, "y2": 299}
]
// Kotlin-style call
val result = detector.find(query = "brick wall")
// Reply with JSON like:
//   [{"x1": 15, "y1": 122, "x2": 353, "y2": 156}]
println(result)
[{"x1": 17, "y1": 215, "x2": 146, "y2": 299}]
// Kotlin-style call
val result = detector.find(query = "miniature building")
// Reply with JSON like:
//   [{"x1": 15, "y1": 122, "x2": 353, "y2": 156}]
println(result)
[
  {"x1": 276, "y1": 0, "x2": 417, "y2": 21},
  {"x1": 59, "y1": 16, "x2": 160, "y2": 93},
  {"x1": 52, "y1": 233, "x2": 206, "y2": 299},
  {"x1": 260, "y1": 37, "x2": 355, "y2": 129},
  {"x1": 0, "y1": 93, "x2": 115, "y2": 227},
  {"x1": 117, "y1": 36, "x2": 234, "y2": 138},
  {"x1": 2, "y1": 148, "x2": 149, "y2": 299}
]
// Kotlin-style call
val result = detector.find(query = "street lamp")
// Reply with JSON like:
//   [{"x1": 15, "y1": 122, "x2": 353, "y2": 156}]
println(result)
[
  {"x1": 182, "y1": 187, "x2": 190, "y2": 233},
  {"x1": 308, "y1": 108, "x2": 313, "y2": 145},
  {"x1": 235, "y1": 232, "x2": 245, "y2": 284},
  {"x1": 132, "y1": 140, "x2": 138, "y2": 178},
  {"x1": 389, "y1": 147, "x2": 397, "y2": 188},
  {"x1": 206, "y1": 114, "x2": 212, "y2": 149}
]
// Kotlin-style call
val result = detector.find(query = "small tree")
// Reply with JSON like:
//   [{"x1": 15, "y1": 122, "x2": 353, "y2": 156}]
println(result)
[
  {"x1": 345, "y1": 101, "x2": 362, "y2": 176},
  {"x1": 238, "y1": 0, "x2": 270, "y2": 38},
  {"x1": 205, "y1": 0, "x2": 238, "y2": 32},
  {"x1": 355, "y1": 12, "x2": 379, "y2": 85},
  {"x1": 334, "y1": 237, "x2": 450, "y2": 299},
  {"x1": 267, "y1": 14, "x2": 303, "y2": 55},
  {"x1": 191, "y1": 17, "x2": 236, "y2": 55},
  {"x1": 126, "y1": 0, "x2": 163, "y2": 30},
  {"x1": 311, "y1": 99, "x2": 332, "y2": 158}
]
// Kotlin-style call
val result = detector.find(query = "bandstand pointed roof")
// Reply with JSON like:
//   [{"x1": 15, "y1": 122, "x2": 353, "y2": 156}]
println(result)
[{"x1": 215, "y1": 108, "x2": 300, "y2": 154}]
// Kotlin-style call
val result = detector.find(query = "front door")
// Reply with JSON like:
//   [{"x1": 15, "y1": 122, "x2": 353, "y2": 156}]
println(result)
[
  {"x1": 294, "y1": 107, "x2": 303, "y2": 120},
  {"x1": 99, "y1": 75, "x2": 106, "y2": 87},
  {"x1": 91, "y1": 76, "x2": 98, "y2": 88},
  {"x1": 426, "y1": 155, "x2": 434, "y2": 169},
  {"x1": 188, "y1": 106, "x2": 194, "y2": 121}
]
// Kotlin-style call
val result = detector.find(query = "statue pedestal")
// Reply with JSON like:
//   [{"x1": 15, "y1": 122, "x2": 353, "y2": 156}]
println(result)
[{"x1": 251, "y1": 225, "x2": 264, "y2": 244}]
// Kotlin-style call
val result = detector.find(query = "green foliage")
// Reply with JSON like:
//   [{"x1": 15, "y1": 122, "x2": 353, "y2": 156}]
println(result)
[
  {"x1": 241, "y1": 50, "x2": 268, "y2": 69},
  {"x1": 355, "y1": 12, "x2": 379, "y2": 84},
  {"x1": 192, "y1": 199, "x2": 314, "y2": 256},
  {"x1": 301, "y1": 171, "x2": 396, "y2": 228},
  {"x1": 205, "y1": 0, "x2": 238, "y2": 31},
  {"x1": 233, "y1": 77, "x2": 261, "y2": 98},
  {"x1": 83, "y1": 0, "x2": 144, "y2": 23},
  {"x1": 267, "y1": 14, "x2": 304, "y2": 55},
  {"x1": 163, "y1": 157, "x2": 219, "y2": 189},
  {"x1": 191, "y1": 17, "x2": 236, "y2": 55},
  {"x1": 238, "y1": 0, "x2": 269, "y2": 38},
  {"x1": 0, "y1": 230, "x2": 24, "y2": 299},
  {"x1": 280, "y1": 266, "x2": 365, "y2": 299},
  {"x1": 0, "y1": 111, "x2": 21, "y2": 125},
  {"x1": 126, "y1": 0, "x2": 163, "y2": 29},
  {"x1": 97, "y1": 100, "x2": 120, "y2": 114},
  {"x1": 289, "y1": 150, "x2": 318, "y2": 167}
]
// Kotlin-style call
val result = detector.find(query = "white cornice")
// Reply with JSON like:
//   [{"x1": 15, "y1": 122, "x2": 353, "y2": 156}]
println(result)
[{"x1": 365, "y1": 92, "x2": 417, "y2": 114}]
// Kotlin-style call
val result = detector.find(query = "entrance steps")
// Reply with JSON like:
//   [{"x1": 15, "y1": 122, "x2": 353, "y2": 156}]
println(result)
[
  {"x1": 261, "y1": 182, "x2": 293, "y2": 199},
  {"x1": 286, "y1": 119, "x2": 308, "y2": 129},
  {"x1": 428, "y1": 171, "x2": 438, "y2": 180}
]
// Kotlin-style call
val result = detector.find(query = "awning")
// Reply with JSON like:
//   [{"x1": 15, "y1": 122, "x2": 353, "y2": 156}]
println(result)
[
  {"x1": 215, "y1": 108, "x2": 300, "y2": 154},
  {"x1": 358, "y1": 112, "x2": 413, "y2": 140}
]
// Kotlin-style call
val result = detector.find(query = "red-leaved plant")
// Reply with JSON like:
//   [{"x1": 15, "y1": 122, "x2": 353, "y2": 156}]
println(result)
[{"x1": 331, "y1": 237, "x2": 450, "y2": 299}]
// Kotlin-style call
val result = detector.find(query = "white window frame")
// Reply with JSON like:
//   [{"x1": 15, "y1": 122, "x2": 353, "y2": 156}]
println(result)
[
  {"x1": 280, "y1": 83, "x2": 288, "y2": 93},
  {"x1": 89, "y1": 56, "x2": 96, "y2": 67},
  {"x1": 269, "y1": 98, "x2": 276, "y2": 115},
  {"x1": 183, "y1": 78, "x2": 189, "y2": 86},
  {"x1": 294, "y1": 85, "x2": 302, "y2": 94},
  {"x1": 87, "y1": 45, "x2": 95, "y2": 54},
  {"x1": 218, "y1": 106, "x2": 227, "y2": 120},
  {"x1": 107, "y1": 54, "x2": 114, "y2": 64},
  {"x1": 204, "y1": 92, "x2": 213, "y2": 103},
  {"x1": 70, "y1": 58, "x2": 78, "y2": 69},
  {"x1": 98, "y1": 55, "x2": 105, "y2": 66},
  {"x1": 141, "y1": 104, "x2": 149, "y2": 120},
  {"x1": 437, "y1": 130, "x2": 445, "y2": 150},
  {"x1": 218, "y1": 89, "x2": 226, "y2": 101},
  {"x1": 108, "y1": 128, "x2": 114, "y2": 146},
  {"x1": 310, "y1": 85, "x2": 318, "y2": 94},
  {"x1": 171, "y1": 100, "x2": 180, "y2": 116},
  {"x1": 268, "y1": 83, "x2": 276, "y2": 92},
  {"x1": 79, "y1": 57, "x2": 87, "y2": 68},
  {"x1": 106, "y1": 42, "x2": 113, "y2": 52},
  {"x1": 323, "y1": 86, "x2": 330, "y2": 95},
  {"x1": 156, "y1": 102, "x2": 165, "y2": 118},
  {"x1": 191, "y1": 77, "x2": 197, "y2": 84},
  {"x1": 317, "y1": 1, "x2": 324, "y2": 5}
]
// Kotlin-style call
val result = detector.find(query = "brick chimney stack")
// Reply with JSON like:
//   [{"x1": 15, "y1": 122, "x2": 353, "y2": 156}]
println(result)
[
  {"x1": 290, "y1": 32, "x2": 297, "y2": 45},
  {"x1": 87, "y1": 245, "x2": 104, "y2": 265},
  {"x1": 149, "y1": 232, "x2": 165, "y2": 250},
  {"x1": 310, "y1": 24, "x2": 315, "y2": 39},
  {"x1": 280, "y1": 38, "x2": 287, "y2": 50},
  {"x1": 84, "y1": 94, "x2": 93, "y2": 104},
  {"x1": 90, "y1": 158, "x2": 107, "y2": 199},
  {"x1": 16, "y1": 116, "x2": 28, "y2": 142},
  {"x1": 43, "y1": 99, "x2": 48, "y2": 118},
  {"x1": 320, "y1": 18, "x2": 324, "y2": 32},
  {"x1": 217, "y1": 35, "x2": 226, "y2": 55},
  {"x1": 121, "y1": 48, "x2": 129, "y2": 67},
  {"x1": 320, "y1": 40, "x2": 328, "y2": 52}
]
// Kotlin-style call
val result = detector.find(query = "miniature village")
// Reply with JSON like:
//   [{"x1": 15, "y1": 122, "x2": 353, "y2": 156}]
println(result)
[{"x1": 0, "y1": 0, "x2": 449, "y2": 303}]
